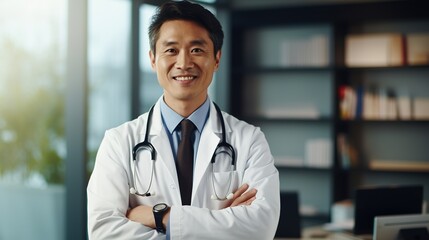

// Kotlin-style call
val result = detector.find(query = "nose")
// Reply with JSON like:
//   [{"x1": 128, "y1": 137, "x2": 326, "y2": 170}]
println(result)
[{"x1": 175, "y1": 51, "x2": 194, "y2": 69}]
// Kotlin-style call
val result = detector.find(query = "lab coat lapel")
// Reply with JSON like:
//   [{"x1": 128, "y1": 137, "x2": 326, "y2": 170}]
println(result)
[{"x1": 192, "y1": 103, "x2": 221, "y2": 202}]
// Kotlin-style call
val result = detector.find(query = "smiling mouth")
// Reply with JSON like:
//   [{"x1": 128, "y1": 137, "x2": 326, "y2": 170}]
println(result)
[{"x1": 173, "y1": 76, "x2": 196, "y2": 81}]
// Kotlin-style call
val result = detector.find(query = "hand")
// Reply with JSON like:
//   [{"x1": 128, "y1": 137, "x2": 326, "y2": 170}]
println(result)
[{"x1": 226, "y1": 183, "x2": 257, "y2": 207}]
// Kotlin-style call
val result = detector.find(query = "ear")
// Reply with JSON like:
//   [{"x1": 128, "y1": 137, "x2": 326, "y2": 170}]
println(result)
[
  {"x1": 214, "y1": 50, "x2": 222, "y2": 71},
  {"x1": 149, "y1": 50, "x2": 156, "y2": 70}
]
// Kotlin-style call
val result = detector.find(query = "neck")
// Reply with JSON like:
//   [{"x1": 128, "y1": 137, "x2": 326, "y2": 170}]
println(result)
[{"x1": 163, "y1": 95, "x2": 207, "y2": 118}]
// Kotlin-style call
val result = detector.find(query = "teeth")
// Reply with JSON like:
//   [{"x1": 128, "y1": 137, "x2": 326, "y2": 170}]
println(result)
[{"x1": 175, "y1": 76, "x2": 194, "y2": 81}]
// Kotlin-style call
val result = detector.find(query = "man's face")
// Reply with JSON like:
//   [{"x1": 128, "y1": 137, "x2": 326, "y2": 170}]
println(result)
[{"x1": 150, "y1": 20, "x2": 221, "y2": 109}]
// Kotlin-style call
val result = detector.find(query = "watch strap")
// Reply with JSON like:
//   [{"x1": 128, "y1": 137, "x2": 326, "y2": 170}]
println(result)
[{"x1": 154, "y1": 213, "x2": 165, "y2": 233}]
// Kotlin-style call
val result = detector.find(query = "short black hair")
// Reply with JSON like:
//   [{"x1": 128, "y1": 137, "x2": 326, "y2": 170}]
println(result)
[{"x1": 148, "y1": 0, "x2": 224, "y2": 56}]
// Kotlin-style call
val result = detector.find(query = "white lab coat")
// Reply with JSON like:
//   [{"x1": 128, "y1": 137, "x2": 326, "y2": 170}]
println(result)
[{"x1": 87, "y1": 98, "x2": 280, "y2": 240}]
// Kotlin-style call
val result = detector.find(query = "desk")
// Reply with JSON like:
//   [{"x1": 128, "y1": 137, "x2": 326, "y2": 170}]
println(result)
[{"x1": 275, "y1": 226, "x2": 372, "y2": 240}]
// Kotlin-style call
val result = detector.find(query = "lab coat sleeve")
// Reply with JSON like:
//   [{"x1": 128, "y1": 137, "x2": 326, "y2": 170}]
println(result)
[
  {"x1": 87, "y1": 129, "x2": 164, "y2": 240},
  {"x1": 169, "y1": 126, "x2": 280, "y2": 240}
]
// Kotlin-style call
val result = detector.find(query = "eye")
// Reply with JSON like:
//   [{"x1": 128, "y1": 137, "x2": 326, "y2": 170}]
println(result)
[
  {"x1": 165, "y1": 48, "x2": 177, "y2": 54},
  {"x1": 191, "y1": 48, "x2": 204, "y2": 53}
]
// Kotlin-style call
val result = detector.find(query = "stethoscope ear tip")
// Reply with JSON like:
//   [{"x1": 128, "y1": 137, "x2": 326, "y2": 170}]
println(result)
[
  {"x1": 130, "y1": 187, "x2": 136, "y2": 194},
  {"x1": 226, "y1": 193, "x2": 234, "y2": 200}
]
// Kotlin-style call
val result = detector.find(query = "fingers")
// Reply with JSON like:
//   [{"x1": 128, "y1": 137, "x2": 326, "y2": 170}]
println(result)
[
  {"x1": 244, "y1": 196, "x2": 256, "y2": 205},
  {"x1": 230, "y1": 190, "x2": 257, "y2": 207},
  {"x1": 230, "y1": 184, "x2": 258, "y2": 207},
  {"x1": 241, "y1": 188, "x2": 257, "y2": 201},
  {"x1": 232, "y1": 183, "x2": 249, "y2": 199}
]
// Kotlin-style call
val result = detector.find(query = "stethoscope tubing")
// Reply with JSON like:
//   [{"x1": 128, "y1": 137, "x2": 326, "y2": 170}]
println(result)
[{"x1": 130, "y1": 102, "x2": 236, "y2": 200}]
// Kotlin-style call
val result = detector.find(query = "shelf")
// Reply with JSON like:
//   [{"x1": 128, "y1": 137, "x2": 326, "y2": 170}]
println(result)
[
  {"x1": 337, "y1": 64, "x2": 429, "y2": 71},
  {"x1": 277, "y1": 165, "x2": 332, "y2": 172},
  {"x1": 341, "y1": 166, "x2": 429, "y2": 175},
  {"x1": 245, "y1": 116, "x2": 332, "y2": 123},
  {"x1": 233, "y1": 66, "x2": 334, "y2": 74},
  {"x1": 337, "y1": 119, "x2": 429, "y2": 124}
]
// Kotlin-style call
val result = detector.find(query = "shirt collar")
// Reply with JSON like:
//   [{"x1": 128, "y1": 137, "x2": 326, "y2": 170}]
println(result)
[{"x1": 160, "y1": 97, "x2": 210, "y2": 134}]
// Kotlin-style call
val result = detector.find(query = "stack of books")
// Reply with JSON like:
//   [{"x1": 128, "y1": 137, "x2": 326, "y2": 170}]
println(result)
[
  {"x1": 346, "y1": 33, "x2": 429, "y2": 67},
  {"x1": 338, "y1": 85, "x2": 429, "y2": 120}
]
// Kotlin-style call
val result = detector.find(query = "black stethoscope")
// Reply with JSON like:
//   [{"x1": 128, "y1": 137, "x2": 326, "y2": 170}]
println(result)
[{"x1": 129, "y1": 102, "x2": 236, "y2": 201}]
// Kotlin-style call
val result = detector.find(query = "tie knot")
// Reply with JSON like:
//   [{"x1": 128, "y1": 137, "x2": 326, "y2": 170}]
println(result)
[{"x1": 180, "y1": 119, "x2": 195, "y2": 136}]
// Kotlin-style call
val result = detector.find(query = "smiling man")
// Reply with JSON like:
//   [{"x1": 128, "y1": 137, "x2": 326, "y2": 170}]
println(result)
[
  {"x1": 150, "y1": 19, "x2": 220, "y2": 117},
  {"x1": 87, "y1": 1, "x2": 280, "y2": 239}
]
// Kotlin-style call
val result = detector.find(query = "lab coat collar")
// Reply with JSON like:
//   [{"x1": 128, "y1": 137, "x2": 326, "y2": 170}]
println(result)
[{"x1": 145, "y1": 97, "x2": 232, "y2": 205}]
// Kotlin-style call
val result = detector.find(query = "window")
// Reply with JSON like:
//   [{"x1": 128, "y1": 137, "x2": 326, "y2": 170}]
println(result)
[
  {"x1": 140, "y1": 4, "x2": 161, "y2": 112},
  {"x1": 0, "y1": 0, "x2": 67, "y2": 239},
  {"x1": 87, "y1": 0, "x2": 131, "y2": 174}
]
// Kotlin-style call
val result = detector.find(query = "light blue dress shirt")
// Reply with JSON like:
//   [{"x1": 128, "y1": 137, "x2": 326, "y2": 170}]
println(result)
[{"x1": 160, "y1": 97, "x2": 211, "y2": 239}]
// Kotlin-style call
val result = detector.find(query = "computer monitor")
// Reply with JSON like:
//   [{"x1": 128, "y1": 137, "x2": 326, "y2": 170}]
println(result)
[
  {"x1": 275, "y1": 191, "x2": 301, "y2": 238},
  {"x1": 373, "y1": 214, "x2": 429, "y2": 240},
  {"x1": 353, "y1": 185, "x2": 423, "y2": 235}
]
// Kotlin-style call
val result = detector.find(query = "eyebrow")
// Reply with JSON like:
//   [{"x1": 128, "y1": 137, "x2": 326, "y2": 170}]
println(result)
[
  {"x1": 190, "y1": 39, "x2": 208, "y2": 46},
  {"x1": 161, "y1": 39, "x2": 208, "y2": 47}
]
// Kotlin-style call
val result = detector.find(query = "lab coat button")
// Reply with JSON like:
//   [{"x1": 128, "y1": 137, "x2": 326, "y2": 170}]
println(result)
[{"x1": 170, "y1": 184, "x2": 176, "y2": 189}]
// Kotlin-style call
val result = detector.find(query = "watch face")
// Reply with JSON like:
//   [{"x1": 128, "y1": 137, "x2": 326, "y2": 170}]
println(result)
[{"x1": 154, "y1": 203, "x2": 167, "y2": 212}]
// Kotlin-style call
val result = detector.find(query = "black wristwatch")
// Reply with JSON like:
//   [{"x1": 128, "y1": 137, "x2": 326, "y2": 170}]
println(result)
[{"x1": 153, "y1": 203, "x2": 169, "y2": 233}]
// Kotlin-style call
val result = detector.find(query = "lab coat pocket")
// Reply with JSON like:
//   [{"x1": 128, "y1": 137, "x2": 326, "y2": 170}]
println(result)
[
  {"x1": 128, "y1": 150, "x2": 161, "y2": 207},
  {"x1": 211, "y1": 170, "x2": 239, "y2": 200}
]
